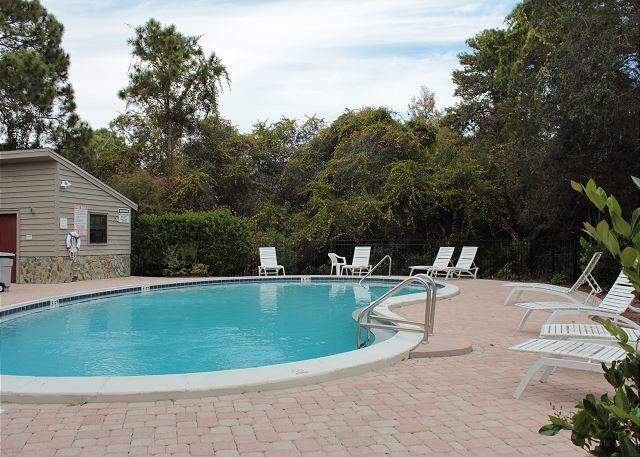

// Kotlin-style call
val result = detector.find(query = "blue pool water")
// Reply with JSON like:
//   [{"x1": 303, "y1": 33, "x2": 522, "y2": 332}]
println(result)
[{"x1": 0, "y1": 281, "x2": 429, "y2": 377}]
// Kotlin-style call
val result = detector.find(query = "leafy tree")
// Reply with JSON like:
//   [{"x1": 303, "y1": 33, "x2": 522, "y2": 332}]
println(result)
[
  {"x1": 89, "y1": 128, "x2": 141, "y2": 182},
  {"x1": 0, "y1": 0, "x2": 86, "y2": 150},
  {"x1": 446, "y1": 0, "x2": 639, "y2": 236},
  {"x1": 118, "y1": 19, "x2": 229, "y2": 172},
  {"x1": 181, "y1": 116, "x2": 253, "y2": 213}
]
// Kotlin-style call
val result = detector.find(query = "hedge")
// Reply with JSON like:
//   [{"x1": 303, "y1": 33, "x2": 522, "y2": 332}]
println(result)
[{"x1": 132, "y1": 209, "x2": 253, "y2": 276}]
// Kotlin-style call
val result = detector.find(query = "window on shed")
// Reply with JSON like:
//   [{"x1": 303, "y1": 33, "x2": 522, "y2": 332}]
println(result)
[{"x1": 89, "y1": 213, "x2": 108, "y2": 244}]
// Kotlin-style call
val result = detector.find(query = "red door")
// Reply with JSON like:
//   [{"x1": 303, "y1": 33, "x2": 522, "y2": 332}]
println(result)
[{"x1": 0, "y1": 214, "x2": 17, "y2": 282}]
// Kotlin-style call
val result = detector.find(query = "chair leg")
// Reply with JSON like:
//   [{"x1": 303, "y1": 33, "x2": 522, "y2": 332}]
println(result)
[
  {"x1": 513, "y1": 359, "x2": 546, "y2": 399},
  {"x1": 517, "y1": 309, "x2": 534, "y2": 330},
  {"x1": 540, "y1": 366, "x2": 556, "y2": 383},
  {"x1": 543, "y1": 311, "x2": 560, "y2": 326},
  {"x1": 504, "y1": 288, "x2": 518, "y2": 305}
]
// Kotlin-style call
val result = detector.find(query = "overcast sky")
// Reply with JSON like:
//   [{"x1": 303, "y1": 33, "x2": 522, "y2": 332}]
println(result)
[{"x1": 43, "y1": 0, "x2": 517, "y2": 132}]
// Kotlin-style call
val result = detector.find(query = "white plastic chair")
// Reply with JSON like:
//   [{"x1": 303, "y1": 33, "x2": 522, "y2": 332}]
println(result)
[
  {"x1": 328, "y1": 253, "x2": 346, "y2": 275},
  {"x1": 409, "y1": 247, "x2": 455, "y2": 277},
  {"x1": 514, "y1": 271, "x2": 635, "y2": 330},
  {"x1": 341, "y1": 247, "x2": 372, "y2": 276},
  {"x1": 258, "y1": 247, "x2": 285, "y2": 276},
  {"x1": 503, "y1": 252, "x2": 603, "y2": 305},
  {"x1": 509, "y1": 338, "x2": 627, "y2": 399},
  {"x1": 445, "y1": 246, "x2": 479, "y2": 279}
]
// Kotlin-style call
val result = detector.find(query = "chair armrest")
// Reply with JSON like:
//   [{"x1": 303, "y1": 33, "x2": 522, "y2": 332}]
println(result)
[{"x1": 336, "y1": 255, "x2": 347, "y2": 263}]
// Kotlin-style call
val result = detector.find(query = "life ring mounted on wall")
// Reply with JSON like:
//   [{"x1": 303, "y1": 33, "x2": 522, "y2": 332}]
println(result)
[{"x1": 66, "y1": 231, "x2": 81, "y2": 260}]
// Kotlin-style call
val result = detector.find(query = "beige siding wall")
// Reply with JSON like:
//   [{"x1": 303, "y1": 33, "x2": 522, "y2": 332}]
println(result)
[
  {"x1": 57, "y1": 163, "x2": 131, "y2": 256},
  {"x1": 0, "y1": 160, "x2": 57, "y2": 257}
]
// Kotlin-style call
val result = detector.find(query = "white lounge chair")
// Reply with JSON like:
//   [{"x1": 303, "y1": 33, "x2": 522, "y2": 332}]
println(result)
[
  {"x1": 258, "y1": 247, "x2": 285, "y2": 276},
  {"x1": 503, "y1": 252, "x2": 603, "y2": 305},
  {"x1": 328, "y1": 253, "x2": 346, "y2": 275},
  {"x1": 445, "y1": 246, "x2": 479, "y2": 279},
  {"x1": 539, "y1": 323, "x2": 639, "y2": 343},
  {"x1": 509, "y1": 338, "x2": 628, "y2": 398},
  {"x1": 514, "y1": 271, "x2": 635, "y2": 330},
  {"x1": 409, "y1": 246, "x2": 455, "y2": 277},
  {"x1": 341, "y1": 246, "x2": 372, "y2": 276}
]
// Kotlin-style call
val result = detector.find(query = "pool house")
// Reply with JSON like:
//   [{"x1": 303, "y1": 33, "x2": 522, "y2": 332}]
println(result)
[{"x1": 0, "y1": 148, "x2": 138, "y2": 284}]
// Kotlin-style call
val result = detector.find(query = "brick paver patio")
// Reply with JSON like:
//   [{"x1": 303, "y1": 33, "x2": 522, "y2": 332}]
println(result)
[{"x1": 1, "y1": 278, "x2": 609, "y2": 456}]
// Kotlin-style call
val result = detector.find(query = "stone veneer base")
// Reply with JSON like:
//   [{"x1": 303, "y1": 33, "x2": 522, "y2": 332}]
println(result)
[{"x1": 18, "y1": 255, "x2": 130, "y2": 284}]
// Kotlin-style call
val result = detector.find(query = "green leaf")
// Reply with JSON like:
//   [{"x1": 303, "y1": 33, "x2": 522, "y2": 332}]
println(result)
[
  {"x1": 607, "y1": 232, "x2": 620, "y2": 255},
  {"x1": 620, "y1": 247, "x2": 637, "y2": 268},
  {"x1": 631, "y1": 208, "x2": 640, "y2": 232},
  {"x1": 596, "y1": 220, "x2": 610, "y2": 241},
  {"x1": 584, "y1": 222, "x2": 598, "y2": 238},
  {"x1": 632, "y1": 176, "x2": 640, "y2": 190},
  {"x1": 607, "y1": 195, "x2": 622, "y2": 217},
  {"x1": 539, "y1": 424, "x2": 562, "y2": 436},
  {"x1": 614, "y1": 389, "x2": 629, "y2": 410},
  {"x1": 611, "y1": 214, "x2": 632, "y2": 238},
  {"x1": 619, "y1": 432, "x2": 639, "y2": 457},
  {"x1": 570, "y1": 180, "x2": 583, "y2": 192}
]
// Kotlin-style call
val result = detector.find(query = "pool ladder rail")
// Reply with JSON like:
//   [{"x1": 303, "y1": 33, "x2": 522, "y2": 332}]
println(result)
[
  {"x1": 356, "y1": 274, "x2": 437, "y2": 348},
  {"x1": 358, "y1": 255, "x2": 392, "y2": 285}
]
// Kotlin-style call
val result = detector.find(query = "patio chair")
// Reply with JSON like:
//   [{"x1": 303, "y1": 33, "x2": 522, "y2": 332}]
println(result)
[
  {"x1": 539, "y1": 323, "x2": 639, "y2": 343},
  {"x1": 509, "y1": 338, "x2": 628, "y2": 398},
  {"x1": 503, "y1": 252, "x2": 603, "y2": 305},
  {"x1": 258, "y1": 247, "x2": 285, "y2": 276},
  {"x1": 514, "y1": 271, "x2": 635, "y2": 330},
  {"x1": 409, "y1": 246, "x2": 455, "y2": 277},
  {"x1": 445, "y1": 246, "x2": 479, "y2": 279},
  {"x1": 328, "y1": 253, "x2": 347, "y2": 275},
  {"x1": 341, "y1": 246, "x2": 372, "y2": 276}
]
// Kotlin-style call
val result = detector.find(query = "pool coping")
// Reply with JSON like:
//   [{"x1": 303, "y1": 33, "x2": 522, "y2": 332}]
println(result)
[{"x1": 0, "y1": 275, "x2": 459, "y2": 403}]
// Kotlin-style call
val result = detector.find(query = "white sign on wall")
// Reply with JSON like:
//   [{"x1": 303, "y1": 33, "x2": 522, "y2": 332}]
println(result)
[
  {"x1": 59, "y1": 217, "x2": 68, "y2": 229},
  {"x1": 73, "y1": 204, "x2": 88, "y2": 236},
  {"x1": 117, "y1": 208, "x2": 130, "y2": 224}
]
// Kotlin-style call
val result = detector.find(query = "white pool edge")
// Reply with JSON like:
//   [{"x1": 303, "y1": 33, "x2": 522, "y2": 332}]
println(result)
[{"x1": 0, "y1": 276, "x2": 459, "y2": 404}]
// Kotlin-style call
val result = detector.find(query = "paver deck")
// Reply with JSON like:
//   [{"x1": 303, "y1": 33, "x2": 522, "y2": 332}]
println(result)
[{"x1": 1, "y1": 278, "x2": 611, "y2": 456}]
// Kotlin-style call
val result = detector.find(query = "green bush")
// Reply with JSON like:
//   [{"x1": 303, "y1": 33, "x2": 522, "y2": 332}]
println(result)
[
  {"x1": 549, "y1": 273, "x2": 569, "y2": 285},
  {"x1": 133, "y1": 209, "x2": 253, "y2": 276}
]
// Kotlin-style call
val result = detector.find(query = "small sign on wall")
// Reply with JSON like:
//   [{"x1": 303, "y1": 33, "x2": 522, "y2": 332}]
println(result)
[
  {"x1": 117, "y1": 208, "x2": 130, "y2": 224},
  {"x1": 73, "y1": 204, "x2": 88, "y2": 236},
  {"x1": 59, "y1": 217, "x2": 68, "y2": 229}
]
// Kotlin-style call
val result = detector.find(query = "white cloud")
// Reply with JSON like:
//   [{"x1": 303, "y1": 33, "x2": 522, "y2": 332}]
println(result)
[{"x1": 43, "y1": 0, "x2": 515, "y2": 132}]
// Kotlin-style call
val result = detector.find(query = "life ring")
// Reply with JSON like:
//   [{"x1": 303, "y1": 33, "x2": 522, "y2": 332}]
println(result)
[{"x1": 66, "y1": 231, "x2": 81, "y2": 258}]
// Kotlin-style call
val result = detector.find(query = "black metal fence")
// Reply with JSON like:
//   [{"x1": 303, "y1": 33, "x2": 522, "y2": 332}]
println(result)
[{"x1": 245, "y1": 238, "x2": 582, "y2": 281}]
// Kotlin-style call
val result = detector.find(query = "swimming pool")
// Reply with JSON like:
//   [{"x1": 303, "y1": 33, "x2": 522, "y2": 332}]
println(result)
[{"x1": 0, "y1": 280, "x2": 437, "y2": 377}]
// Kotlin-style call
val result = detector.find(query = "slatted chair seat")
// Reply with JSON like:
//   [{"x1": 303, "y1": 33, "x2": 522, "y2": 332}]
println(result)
[
  {"x1": 540, "y1": 323, "x2": 639, "y2": 342},
  {"x1": 511, "y1": 338, "x2": 627, "y2": 363},
  {"x1": 509, "y1": 338, "x2": 628, "y2": 398}
]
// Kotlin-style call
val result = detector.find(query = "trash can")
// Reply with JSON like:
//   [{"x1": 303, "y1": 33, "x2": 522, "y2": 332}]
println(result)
[{"x1": 0, "y1": 252, "x2": 15, "y2": 292}]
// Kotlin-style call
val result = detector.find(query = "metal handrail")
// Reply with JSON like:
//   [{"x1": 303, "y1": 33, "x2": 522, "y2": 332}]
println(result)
[
  {"x1": 358, "y1": 255, "x2": 392, "y2": 285},
  {"x1": 356, "y1": 274, "x2": 437, "y2": 348}
]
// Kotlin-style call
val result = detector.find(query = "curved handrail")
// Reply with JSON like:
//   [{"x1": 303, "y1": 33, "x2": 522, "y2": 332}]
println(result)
[
  {"x1": 358, "y1": 255, "x2": 392, "y2": 286},
  {"x1": 356, "y1": 274, "x2": 437, "y2": 348}
]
